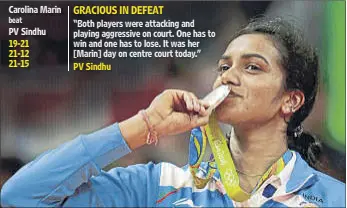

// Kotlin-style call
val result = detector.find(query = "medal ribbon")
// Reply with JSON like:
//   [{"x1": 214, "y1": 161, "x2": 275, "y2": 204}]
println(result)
[{"x1": 189, "y1": 112, "x2": 285, "y2": 202}]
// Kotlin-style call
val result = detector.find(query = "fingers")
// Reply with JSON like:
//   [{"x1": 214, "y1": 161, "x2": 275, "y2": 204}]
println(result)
[
  {"x1": 183, "y1": 92, "x2": 194, "y2": 111},
  {"x1": 184, "y1": 100, "x2": 213, "y2": 128},
  {"x1": 188, "y1": 93, "x2": 200, "y2": 112},
  {"x1": 196, "y1": 114, "x2": 210, "y2": 126},
  {"x1": 173, "y1": 111, "x2": 210, "y2": 131},
  {"x1": 183, "y1": 92, "x2": 210, "y2": 115},
  {"x1": 156, "y1": 89, "x2": 215, "y2": 136},
  {"x1": 200, "y1": 100, "x2": 210, "y2": 109},
  {"x1": 188, "y1": 113, "x2": 211, "y2": 128},
  {"x1": 166, "y1": 89, "x2": 210, "y2": 116},
  {"x1": 198, "y1": 100, "x2": 211, "y2": 116}
]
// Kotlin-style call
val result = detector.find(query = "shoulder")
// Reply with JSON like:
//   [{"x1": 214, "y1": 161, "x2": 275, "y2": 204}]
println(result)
[
  {"x1": 314, "y1": 169, "x2": 345, "y2": 187},
  {"x1": 312, "y1": 169, "x2": 345, "y2": 193},
  {"x1": 303, "y1": 165, "x2": 345, "y2": 207},
  {"x1": 290, "y1": 151, "x2": 345, "y2": 207}
]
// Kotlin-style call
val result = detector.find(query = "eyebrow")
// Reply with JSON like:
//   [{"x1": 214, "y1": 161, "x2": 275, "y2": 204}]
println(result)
[
  {"x1": 242, "y1": 53, "x2": 269, "y2": 65},
  {"x1": 217, "y1": 55, "x2": 231, "y2": 63},
  {"x1": 217, "y1": 54, "x2": 269, "y2": 65}
]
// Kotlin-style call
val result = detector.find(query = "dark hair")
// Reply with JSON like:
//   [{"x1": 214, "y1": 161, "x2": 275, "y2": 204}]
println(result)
[
  {"x1": 231, "y1": 17, "x2": 321, "y2": 167},
  {"x1": 0, "y1": 157, "x2": 24, "y2": 175}
]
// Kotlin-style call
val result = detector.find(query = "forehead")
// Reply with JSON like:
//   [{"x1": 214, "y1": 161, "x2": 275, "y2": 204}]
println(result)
[{"x1": 224, "y1": 33, "x2": 281, "y2": 61}]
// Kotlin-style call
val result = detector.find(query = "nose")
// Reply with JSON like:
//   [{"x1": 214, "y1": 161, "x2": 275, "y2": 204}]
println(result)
[{"x1": 220, "y1": 67, "x2": 241, "y2": 86}]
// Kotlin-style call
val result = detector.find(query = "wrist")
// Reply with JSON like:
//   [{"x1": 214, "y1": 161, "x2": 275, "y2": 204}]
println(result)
[
  {"x1": 145, "y1": 107, "x2": 164, "y2": 137},
  {"x1": 119, "y1": 113, "x2": 149, "y2": 150}
]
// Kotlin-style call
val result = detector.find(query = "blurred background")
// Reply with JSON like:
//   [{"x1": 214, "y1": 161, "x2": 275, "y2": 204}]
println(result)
[{"x1": 0, "y1": 1, "x2": 345, "y2": 189}]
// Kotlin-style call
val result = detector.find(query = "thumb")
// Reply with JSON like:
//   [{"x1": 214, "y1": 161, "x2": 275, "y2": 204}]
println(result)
[{"x1": 193, "y1": 107, "x2": 213, "y2": 127}]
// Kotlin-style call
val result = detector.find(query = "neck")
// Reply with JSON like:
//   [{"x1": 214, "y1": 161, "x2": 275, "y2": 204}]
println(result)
[{"x1": 229, "y1": 119, "x2": 288, "y2": 176}]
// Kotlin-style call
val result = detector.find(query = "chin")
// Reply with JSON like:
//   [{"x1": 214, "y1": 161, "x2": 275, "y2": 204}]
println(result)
[{"x1": 215, "y1": 104, "x2": 238, "y2": 125}]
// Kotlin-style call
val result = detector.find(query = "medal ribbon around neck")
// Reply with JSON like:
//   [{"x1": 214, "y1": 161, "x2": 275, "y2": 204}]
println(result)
[{"x1": 188, "y1": 112, "x2": 286, "y2": 202}]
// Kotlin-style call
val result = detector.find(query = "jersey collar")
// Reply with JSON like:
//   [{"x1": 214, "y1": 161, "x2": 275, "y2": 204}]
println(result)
[{"x1": 202, "y1": 150, "x2": 318, "y2": 195}]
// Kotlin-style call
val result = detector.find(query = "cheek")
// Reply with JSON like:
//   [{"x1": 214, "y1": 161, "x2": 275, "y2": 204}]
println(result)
[
  {"x1": 247, "y1": 81, "x2": 283, "y2": 114},
  {"x1": 215, "y1": 104, "x2": 233, "y2": 123},
  {"x1": 216, "y1": 83, "x2": 282, "y2": 123},
  {"x1": 251, "y1": 85, "x2": 273, "y2": 103},
  {"x1": 215, "y1": 73, "x2": 284, "y2": 123}
]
